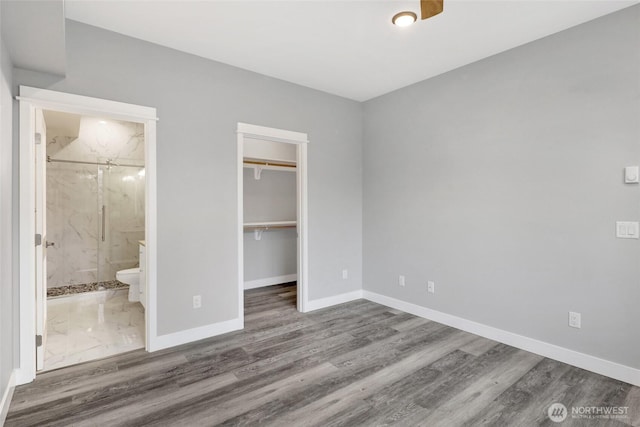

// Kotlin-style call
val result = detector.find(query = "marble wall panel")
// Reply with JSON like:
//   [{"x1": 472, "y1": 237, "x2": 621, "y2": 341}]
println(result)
[{"x1": 46, "y1": 117, "x2": 145, "y2": 288}]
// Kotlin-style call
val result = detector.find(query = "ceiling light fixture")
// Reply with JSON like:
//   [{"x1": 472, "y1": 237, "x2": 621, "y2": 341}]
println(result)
[{"x1": 392, "y1": 11, "x2": 417, "y2": 27}]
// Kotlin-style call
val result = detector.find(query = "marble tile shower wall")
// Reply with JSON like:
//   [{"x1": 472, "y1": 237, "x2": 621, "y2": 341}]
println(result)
[
  {"x1": 99, "y1": 166, "x2": 145, "y2": 282},
  {"x1": 47, "y1": 117, "x2": 145, "y2": 288}
]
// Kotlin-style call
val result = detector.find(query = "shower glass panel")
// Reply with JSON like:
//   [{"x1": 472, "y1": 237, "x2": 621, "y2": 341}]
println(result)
[
  {"x1": 46, "y1": 160, "x2": 101, "y2": 289},
  {"x1": 97, "y1": 158, "x2": 146, "y2": 285}
]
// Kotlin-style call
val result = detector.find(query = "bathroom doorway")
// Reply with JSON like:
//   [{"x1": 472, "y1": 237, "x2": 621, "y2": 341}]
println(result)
[
  {"x1": 237, "y1": 123, "x2": 309, "y2": 321},
  {"x1": 42, "y1": 110, "x2": 146, "y2": 371},
  {"x1": 18, "y1": 87, "x2": 158, "y2": 385}
]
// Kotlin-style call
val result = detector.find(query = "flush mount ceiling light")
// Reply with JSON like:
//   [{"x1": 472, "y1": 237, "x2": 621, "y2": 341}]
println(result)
[
  {"x1": 392, "y1": 11, "x2": 417, "y2": 27},
  {"x1": 393, "y1": 0, "x2": 444, "y2": 26}
]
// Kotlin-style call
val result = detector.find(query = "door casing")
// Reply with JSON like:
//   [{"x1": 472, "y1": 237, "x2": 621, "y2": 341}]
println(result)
[
  {"x1": 34, "y1": 108, "x2": 47, "y2": 371},
  {"x1": 236, "y1": 122, "x2": 309, "y2": 320},
  {"x1": 17, "y1": 86, "x2": 159, "y2": 384}
]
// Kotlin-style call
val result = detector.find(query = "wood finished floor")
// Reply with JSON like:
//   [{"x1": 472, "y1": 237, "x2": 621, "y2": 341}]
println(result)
[{"x1": 6, "y1": 283, "x2": 640, "y2": 426}]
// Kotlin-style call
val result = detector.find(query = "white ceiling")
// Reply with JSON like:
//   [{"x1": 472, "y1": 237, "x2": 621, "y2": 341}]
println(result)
[{"x1": 65, "y1": 0, "x2": 638, "y2": 101}]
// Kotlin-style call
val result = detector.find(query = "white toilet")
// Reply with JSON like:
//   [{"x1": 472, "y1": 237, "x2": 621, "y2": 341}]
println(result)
[{"x1": 116, "y1": 268, "x2": 140, "y2": 302}]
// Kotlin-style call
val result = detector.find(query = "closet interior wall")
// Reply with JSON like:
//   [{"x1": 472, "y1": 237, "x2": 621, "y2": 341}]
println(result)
[{"x1": 243, "y1": 140, "x2": 297, "y2": 289}]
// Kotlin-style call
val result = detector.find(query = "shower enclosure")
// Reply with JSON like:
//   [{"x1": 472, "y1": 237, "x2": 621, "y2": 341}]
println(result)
[
  {"x1": 46, "y1": 156, "x2": 145, "y2": 293},
  {"x1": 98, "y1": 157, "x2": 146, "y2": 286}
]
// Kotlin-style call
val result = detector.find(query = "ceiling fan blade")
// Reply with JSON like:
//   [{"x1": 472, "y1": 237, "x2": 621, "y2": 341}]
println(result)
[{"x1": 420, "y1": 0, "x2": 444, "y2": 20}]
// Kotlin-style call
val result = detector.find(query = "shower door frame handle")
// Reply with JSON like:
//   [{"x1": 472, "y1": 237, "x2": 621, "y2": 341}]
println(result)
[{"x1": 101, "y1": 205, "x2": 106, "y2": 242}]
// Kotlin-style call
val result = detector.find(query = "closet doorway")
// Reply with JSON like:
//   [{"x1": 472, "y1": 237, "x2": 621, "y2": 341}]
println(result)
[{"x1": 237, "y1": 123, "x2": 308, "y2": 319}]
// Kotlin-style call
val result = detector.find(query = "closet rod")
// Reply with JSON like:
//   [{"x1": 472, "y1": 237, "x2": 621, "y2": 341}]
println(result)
[
  {"x1": 244, "y1": 223, "x2": 296, "y2": 241},
  {"x1": 243, "y1": 160, "x2": 296, "y2": 169}
]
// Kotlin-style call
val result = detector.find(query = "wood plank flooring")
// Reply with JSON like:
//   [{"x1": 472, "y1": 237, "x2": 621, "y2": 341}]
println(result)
[{"x1": 6, "y1": 283, "x2": 639, "y2": 426}]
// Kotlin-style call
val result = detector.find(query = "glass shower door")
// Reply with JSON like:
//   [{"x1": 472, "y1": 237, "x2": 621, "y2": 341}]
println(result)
[{"x1": 97, "y1": 158, "x2": 146, "y2": 290}]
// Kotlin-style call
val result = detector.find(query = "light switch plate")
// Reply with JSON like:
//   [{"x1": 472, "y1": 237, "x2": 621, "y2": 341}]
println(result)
[
  {"x1": 625, "y1": 166, "x2": 639, "y2": 183},
  {"x1": 616, "y1": 221, "x2": 639, "y2": 239}
]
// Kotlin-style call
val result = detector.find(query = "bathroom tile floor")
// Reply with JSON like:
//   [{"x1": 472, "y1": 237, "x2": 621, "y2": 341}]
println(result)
[{"x1": 44, "y1": 289, "x2": 145, "y2": 371}]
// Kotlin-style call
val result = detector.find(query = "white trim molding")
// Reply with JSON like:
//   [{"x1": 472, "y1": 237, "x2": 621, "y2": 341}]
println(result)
[
  {"x1": 17, "y1": 98, "x2": 36, "y2": 385},
  {"x1": 237, "y1": 122, "x2": 308, "y2": 144},
  {"x1": 151, "y1": 318, "x2": 243, "y2": 352},
  {"x1": 0, "y1": 370, "x2": 16, "y2": 425},
  {"x1": 237, "y1": 131, "x2": 245, "y2": 331},
  {"x1": 244, "y1": 274, "x2": 298, "y2": 290},
  {"x1": 16, "y1": 87, "x2": 158, "y2": 122},
  {"x1": 296, "y1": 143, "x2": 309, "y2": 313},
  {"x1": 363, "y1": 290, "x2": 640, "y2": 387},
  {"x1": 237, "y1": 122, "x2": 310, "y2": 319},
  {"x1": 144, "y1": 119, "x2": 158, "y2": 353},
  {"x1": 17, "y1": 86, "x2": 159, "y2": 384},
  {"x1": 306, "y1": 290, "x2": 364, "y2": 312}
]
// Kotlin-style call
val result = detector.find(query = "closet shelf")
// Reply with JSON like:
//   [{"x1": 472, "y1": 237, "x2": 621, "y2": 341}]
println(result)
[
  {"x1": 243, "y1": 159, "x2": 296, "y2": 179},
  {"x1": 244, "y1": 221, "x2": 297, "y2": 230}
]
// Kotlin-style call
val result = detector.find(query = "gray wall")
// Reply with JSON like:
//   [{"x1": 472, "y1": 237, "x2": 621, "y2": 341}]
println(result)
[
  {"x1": 244, "y1": 229, "x2": 297, "y2": 282},
  {"x1": 244, "y1": 168, "x2": 297, "y2": 282},
  {"x1": 244, "y1": 168, "x2": 296, "y2": 223},
  {"x1": 1, "y1": 5, "x2": 15, "y2": 405},
  {"x1": 363, "y1": 5, "x2": 640, "y2": 369},
  {"x1": 14, "y1": 20, "x2": 363, "y2": 336}
]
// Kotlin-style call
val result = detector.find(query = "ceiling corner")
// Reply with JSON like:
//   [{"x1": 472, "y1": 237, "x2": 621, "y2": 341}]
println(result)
[{"x1": 1, "y1": 0, "x2": 66, "y2": 76}]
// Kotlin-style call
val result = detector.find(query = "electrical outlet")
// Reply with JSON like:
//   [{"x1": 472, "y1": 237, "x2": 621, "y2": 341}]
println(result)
[
  {"x1": 193, "y1": 295, "x2": 202, "y2": 309},
  {"x1": 342, "y1": 269, "x2": 348, "y2": 280},
  {"x1": 427, "y1": 281, "x2": 435, "y2": 294},
  {"x1": 399, "y1": 275, "x2": 405, "y2": 287},
  {"x1": 568, "y1": 311, "x2": 581, "y2": 328}
]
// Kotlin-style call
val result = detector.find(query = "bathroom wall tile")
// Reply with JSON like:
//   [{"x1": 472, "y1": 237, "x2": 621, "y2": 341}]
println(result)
[
  {"x1": 46, "y1": 116, "x2": 145, "y2": 288},
  {"x1": 47, "y1": 117, "x2": 144, "y2": 164}
]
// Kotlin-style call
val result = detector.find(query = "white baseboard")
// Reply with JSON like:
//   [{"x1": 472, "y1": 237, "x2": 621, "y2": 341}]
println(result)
[
  {"x1": 0, "y1": 370, "x2": 16, "y2": 426},
  {"x1": 149, "y1": 317, "x2": 243, "y2": 352},
  {"x1": 244, "y1": 274, "x2": 297, "y2": 290},
  {"x1": 305, "y1": 290, "x2": 364, "y2": 312},
  {"x1": 363, "y1": 290, "x2": 640, "y2": 387}
]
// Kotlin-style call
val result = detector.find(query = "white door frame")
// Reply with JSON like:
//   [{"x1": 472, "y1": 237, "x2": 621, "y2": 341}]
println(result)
[
  {"x1": 34, "y1": 108, "x2": 47, "y2": 371},
  {"x1": 16, "y1": 86, "x2": 159, "y2": 385},
  {"x1": 237, "y1": 122, "x2": 309, "y2": 319}
]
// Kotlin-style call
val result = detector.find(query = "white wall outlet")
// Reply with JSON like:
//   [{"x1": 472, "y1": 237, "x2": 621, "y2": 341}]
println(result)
[
  {"x1": 624, "y1": 166, "x2": 639, "y2": 183},
  {"x1": 193, "y1": 295, "x2": 202, "y2": 309},
  {"x1": 427, "y1": 281, "x2": 435, "y2": 294},
  {"x1": 342, "y1": 269, "x2": 348, "y2": 280},
  {"x1": 616, "y1": 221, "x2": 639, "y2": 239},
  {"x1": 399, "y1": 275, "x2": 405, "y2": 287},
  {"x1": 568, "y1": 311, "x2": 581, "y2": 328}
]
